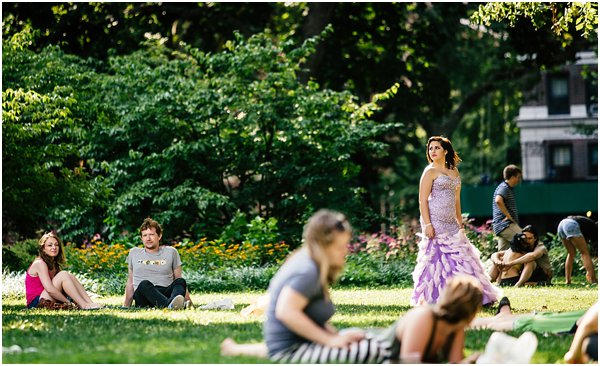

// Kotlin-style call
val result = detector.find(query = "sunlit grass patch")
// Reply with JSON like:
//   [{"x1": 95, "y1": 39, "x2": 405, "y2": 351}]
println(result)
[{"x1": 3, "y1": 283, "x2": 597, "y2": 363}]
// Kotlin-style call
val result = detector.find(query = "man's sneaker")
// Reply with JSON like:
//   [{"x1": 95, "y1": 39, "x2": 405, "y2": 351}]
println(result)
[{"x1": 168, "y1": 295, "x2": 185, "y2": 310}]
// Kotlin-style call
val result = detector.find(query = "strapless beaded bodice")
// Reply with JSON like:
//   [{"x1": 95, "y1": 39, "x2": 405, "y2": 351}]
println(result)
[{"x1": 421, "y1": 175, "x2": 461, "y2": 235}]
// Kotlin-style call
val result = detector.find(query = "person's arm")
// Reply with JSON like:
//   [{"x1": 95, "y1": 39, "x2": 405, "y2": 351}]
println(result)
[
  {"x1": 489, "y1": 251, "x2": 506, "y2": 282},
  {"x1": 123, "y1": 267, "x2": 134, "y2": 307},
  {"x1": 419, "y1": 169, "x2": 435, "y2": 239},
  {"x1": 491, "y1": 251, "x2": 505, "y2": 266},
  {"x1": 275, "y1": 286, "x2": 364, "y2": 348},
  {"x1": 506, "y1": 245, "x2": 546, "y2": 266},
  {"x1": 173, "y1": 265, "x2": 183, "y2": 279},
  {"x1": 33, "y1": 261, "x2": 71, "y2": 304},
  {"x1": 324, "y1": 322, "x2": 337, "y2": 334},
  {"x1": 447, "y1": 328, "x2": 466, "y2": 363},
  {"x1": 494, "y1": 194, "x2": 515, "y2": 223},
  {"x1": 455, "y1": 170, "x2": 463, "y2": 226},
  {"x1": 564, "y1": 304, "x2": 598, "y2": 363},
  {"x1": 173, "y1": 265, "x2": 194, "y2": 305}
]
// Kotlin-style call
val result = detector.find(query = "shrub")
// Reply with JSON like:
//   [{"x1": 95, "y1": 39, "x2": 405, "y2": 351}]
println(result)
[
  {"x1": 338, "y1": 253, "x2": 414, "y2": 287},
  {"x1": 60, "y1": 235, "x2": 289, "y2": 275},
  {"x1": 2, "y1": 239, "x2": 39, "y2": 272},
  {"x1": 4, "y1": 25, "x2": 400, "y2": 244},
  {"x1": 184, "y1": 265, "x2": 279, "y2": 293},
  {"x1": 64, "y1": 241, "x2": 129, "y2": 275},
  {"x1": 463, "y1": 217, "x2": 497, "y2": 261},
  {"x1": 342, "y1": 228, "x2": 418, "y2": 287}
]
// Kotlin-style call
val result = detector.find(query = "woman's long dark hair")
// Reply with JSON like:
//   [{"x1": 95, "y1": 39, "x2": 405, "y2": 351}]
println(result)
[{"x1": 426, "y1": 136, "x2": 461, "y2": 169}]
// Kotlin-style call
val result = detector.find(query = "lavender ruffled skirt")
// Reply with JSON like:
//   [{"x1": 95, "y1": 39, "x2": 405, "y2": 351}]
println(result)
[{"x1": 410, "y1": 230, "x2": 501, "y2": 306}]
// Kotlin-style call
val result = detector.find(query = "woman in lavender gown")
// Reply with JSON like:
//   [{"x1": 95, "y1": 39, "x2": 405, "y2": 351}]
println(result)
[{"x1": 411, "y1": 136, "x2": 500, "y2": 306}]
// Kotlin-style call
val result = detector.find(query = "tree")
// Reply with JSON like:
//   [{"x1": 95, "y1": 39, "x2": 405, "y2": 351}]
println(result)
[
  {"x1": 2, "y1": 26, "x2": 96, "y2": 239},
  {"x1": 472, "y1": 2, "x2": 598, "y2": 40},
  {"x1": 3, "y1": 26, "x2": 400, "y2": 243},
  {"x1": 3, "y1": 3, "x2": 596, "y2": 238}
]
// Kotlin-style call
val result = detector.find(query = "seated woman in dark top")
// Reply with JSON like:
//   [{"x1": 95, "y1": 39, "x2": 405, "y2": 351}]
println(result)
[{"x1": 221, "y1": 209, "x2": 483, "y2": 363}]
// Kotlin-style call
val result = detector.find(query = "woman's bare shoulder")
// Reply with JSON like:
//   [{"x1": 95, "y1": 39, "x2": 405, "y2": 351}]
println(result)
[
  {"x1": 28, "y1": 257, "x2": 47, "y2": 275},
  {"x1": 422, "y1": 165, "x2": 439, "y2": 178},
  {"x1": 406, "y1": 306, "x2": 435, "y2": 324}
]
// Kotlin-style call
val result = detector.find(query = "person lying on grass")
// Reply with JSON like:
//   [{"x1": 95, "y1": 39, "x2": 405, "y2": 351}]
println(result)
[
  {"x1": 221, "y1": 209, "x2": 482, "y2": 363},
  {"x1": 25, "y1": 232, "x2": 103, "y2": 310},
  {"x1": 470, "y1": 296, "x2": 597, "y2": 347}
]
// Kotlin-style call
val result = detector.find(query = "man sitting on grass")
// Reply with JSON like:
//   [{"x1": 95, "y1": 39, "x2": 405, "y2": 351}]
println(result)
[{"x1": 123, "y1": 217, "x2": 193, "y2": 309}]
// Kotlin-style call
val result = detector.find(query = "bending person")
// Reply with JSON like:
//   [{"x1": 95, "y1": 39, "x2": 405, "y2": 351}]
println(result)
[
  {"x1": 25, "y1": 232, "x2": 103, "y2": 309},
  {"x1": 558, "y1": 215, "x2": 597, "y2": 284},
  {"x1": 222, "y1": 209, "x2": 483, "y2": 363}
]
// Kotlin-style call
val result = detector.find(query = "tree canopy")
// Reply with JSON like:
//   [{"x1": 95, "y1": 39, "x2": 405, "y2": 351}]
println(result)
[{"x1": 3, "y1": 2, "x2": 597, "y2": 243}]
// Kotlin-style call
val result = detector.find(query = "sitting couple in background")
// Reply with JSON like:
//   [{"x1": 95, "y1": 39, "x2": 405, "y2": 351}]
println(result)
[
  {"x1": 489, "y1": 225, "x2": 552, "y2": 287},
  {"x1": 26, "y1": 217, "x2": 193, "y2": 310},
  {"x1": 222, "y1": 209, "x2": 482, "y2": 363}
]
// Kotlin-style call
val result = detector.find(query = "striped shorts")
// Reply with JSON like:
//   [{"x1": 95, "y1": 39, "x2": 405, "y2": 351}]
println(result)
[{"x1": 269, "y1": 329, "x2": 398, "y2": 364}]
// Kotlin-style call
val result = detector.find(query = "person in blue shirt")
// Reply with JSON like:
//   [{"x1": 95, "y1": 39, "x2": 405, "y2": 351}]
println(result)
[{"x1": 492, "y1": 165, "x2": 522, "y2": 251}]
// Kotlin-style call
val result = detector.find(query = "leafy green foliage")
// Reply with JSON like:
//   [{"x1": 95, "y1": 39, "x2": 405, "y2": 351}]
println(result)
[
  {"x1": 1, "y1": 240, "x2": 38, "y2": 273},
  {"x1": 472, "y1": 2, "x2": 598, "y2": 39},
  {"x1": 2, "y1": 25, "x2": 107, "y2": 239},
  {"x1": 3, "y1": 26, "x2": 399, "y2": 243}
]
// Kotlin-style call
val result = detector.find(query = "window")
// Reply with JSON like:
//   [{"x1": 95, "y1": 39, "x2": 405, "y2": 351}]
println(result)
[
  {"x1": 547, "y1": 74, "x2": 570, "y2": 115},
  {"x1": 589, "y1": 142, "x2": 598, "y2": 177},
  {"x1": 548, "y1": 144, "x2": 573, "y2": 180}
]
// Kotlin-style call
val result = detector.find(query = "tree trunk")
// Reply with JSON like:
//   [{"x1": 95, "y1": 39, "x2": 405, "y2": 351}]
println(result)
[{"x1": 299, "y1": 3, "x2": 336, "y2": 83}]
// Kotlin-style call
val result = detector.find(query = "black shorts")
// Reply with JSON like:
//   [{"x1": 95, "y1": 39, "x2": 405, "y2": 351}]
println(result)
[
  {"x1": 528, "y1": 267, "x2": 551, "y2": 284},
  {"x1": 499, "y1": 276, "x2": 519, "y2": 286}
]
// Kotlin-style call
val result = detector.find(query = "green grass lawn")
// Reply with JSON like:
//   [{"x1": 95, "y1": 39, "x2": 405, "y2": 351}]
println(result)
[{"x1": 3, "y1": 282, "x2": 597, "y2": 363}]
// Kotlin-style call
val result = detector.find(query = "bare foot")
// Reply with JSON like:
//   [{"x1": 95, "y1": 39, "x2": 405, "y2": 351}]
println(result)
[
  {"x1": 498, "y1": 306, "x2": 512, "y2": 316},
  {"x1": 585, "y1": 273, "x2": 597, "y2": 284},
  {"x1": 221, "y1": 338, "x2": 238, "y2": 356}
]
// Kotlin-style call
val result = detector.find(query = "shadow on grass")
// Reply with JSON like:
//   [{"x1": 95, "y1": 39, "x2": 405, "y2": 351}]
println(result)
[{"x1": 3, "y1": 307, "x2": 266, "y2": 363}]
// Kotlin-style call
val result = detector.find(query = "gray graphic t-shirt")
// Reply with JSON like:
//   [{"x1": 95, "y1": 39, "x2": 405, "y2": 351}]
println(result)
[{"x1": 126, "y1": 246, "x2": 182, "y2": 290}]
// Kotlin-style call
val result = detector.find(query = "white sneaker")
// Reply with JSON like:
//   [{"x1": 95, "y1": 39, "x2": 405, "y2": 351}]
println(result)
[{"x1": 168, "y1": 295, "x2": 185, "y2": 310}]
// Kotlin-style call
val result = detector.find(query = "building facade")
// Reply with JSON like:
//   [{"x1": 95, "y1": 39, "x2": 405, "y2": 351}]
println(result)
[{"x1": 517, "y1": 51, "x2": 597, "y2": 182}]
